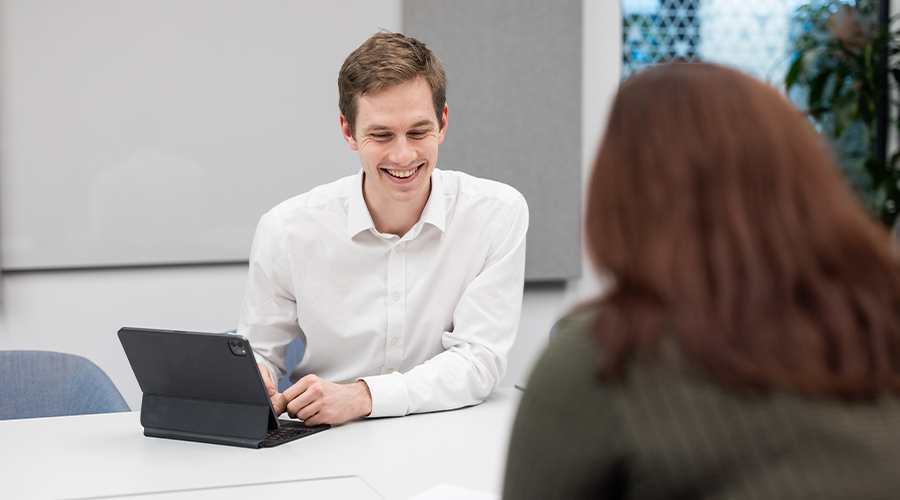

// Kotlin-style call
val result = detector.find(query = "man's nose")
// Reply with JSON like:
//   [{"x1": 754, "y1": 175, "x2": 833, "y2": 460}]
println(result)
[{"x1": 388, "y1": 137, "x2": 417, "y2": 166}]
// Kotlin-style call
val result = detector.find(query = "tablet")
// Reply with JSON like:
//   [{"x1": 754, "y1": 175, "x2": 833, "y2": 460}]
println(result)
[{"x1": 118, "y1": 326, "x2": 328, "y2": 448}]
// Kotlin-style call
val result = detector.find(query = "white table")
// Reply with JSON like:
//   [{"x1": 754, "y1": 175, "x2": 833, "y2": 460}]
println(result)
[{"x1": 0, "y1": 388, "x2": 521, "y2": 500}]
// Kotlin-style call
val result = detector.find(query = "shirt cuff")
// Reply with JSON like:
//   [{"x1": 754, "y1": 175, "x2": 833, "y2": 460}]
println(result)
[{"x1": 359, "y1": 372, "x2": 409, "y2": 418}]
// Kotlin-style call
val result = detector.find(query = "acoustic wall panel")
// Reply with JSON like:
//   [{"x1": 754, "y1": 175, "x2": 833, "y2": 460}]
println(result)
[{"x1": 404, "y1": 0, "x2": 583, "y2": 281}]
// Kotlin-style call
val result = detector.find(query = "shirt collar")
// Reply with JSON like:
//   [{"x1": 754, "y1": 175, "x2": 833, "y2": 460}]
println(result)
[
  {"x1": 346, "y1": 168, "x2": 447, "y2": 239},
  {"x1": 348, "y1": 169, "x2": 375, "y2": 237},
  {"x1": 418, "y1": 168, "x2": 446, "y2": 234}
]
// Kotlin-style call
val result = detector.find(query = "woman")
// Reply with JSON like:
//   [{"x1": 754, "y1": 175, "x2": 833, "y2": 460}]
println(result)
[{"x1": 503, "y1": 63, "x2": 900, "y2": 499}]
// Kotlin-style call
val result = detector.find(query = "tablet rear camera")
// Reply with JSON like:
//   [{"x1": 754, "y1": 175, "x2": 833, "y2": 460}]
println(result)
[{"x1": 228, "y1": 339, "x2": 248, "y2": 356}]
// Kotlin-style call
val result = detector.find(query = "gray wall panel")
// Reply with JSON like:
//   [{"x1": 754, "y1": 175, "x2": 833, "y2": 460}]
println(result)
[{"x1": 404, "y1": 0, "x2": 583, "y2": 281}]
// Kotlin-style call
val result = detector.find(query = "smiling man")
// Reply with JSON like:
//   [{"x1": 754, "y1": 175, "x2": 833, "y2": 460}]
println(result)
[{"x1": 236, "y1": 31, "x2": 529, "y2": 426}]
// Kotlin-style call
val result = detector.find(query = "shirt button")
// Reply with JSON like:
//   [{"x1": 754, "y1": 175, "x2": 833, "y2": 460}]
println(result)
[
  {"x1": 387, "y1": 368, "x2": 395, "y2": 374},
  {"x1": 391, "y1": 337, "x2": 398, "y2": 345},
  {"x1": 392, "y1": 292, "x2": 400, "y2": 301},
  {"x1": 395, "y1": 244, "x2": 402, "y2": 252}
]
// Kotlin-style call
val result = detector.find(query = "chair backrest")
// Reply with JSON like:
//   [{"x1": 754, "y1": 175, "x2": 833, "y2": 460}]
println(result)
[
  {"x1": 0, "y1": 351, "x2": 130, "y2": 420},
  {"x1": 277, "y1": 336, "x2": 306, "y2": 393},
  {"x1": 549, "y1": 319, "x2": 561, "y2": 340}
]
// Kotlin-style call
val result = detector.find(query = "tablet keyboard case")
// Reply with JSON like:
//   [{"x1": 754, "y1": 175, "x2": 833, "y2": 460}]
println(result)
[{"x1": 119, "y1": 327, "x2": 280, "y2": 448}]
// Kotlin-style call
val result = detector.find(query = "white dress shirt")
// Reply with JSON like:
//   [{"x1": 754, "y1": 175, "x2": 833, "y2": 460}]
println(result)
[{"x1": 237, "y1": 168, "x2": 528, "y2": 418}]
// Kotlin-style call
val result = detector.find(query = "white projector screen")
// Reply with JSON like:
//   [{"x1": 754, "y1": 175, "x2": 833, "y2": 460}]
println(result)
[{"x1": 0, "y1": 0, "x2": 401, "y2": 270}]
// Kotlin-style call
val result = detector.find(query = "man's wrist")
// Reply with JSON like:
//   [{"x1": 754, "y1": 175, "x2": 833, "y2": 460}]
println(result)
[{"x1": 353, "y1": 380, "x2": 373, "y2": 417}]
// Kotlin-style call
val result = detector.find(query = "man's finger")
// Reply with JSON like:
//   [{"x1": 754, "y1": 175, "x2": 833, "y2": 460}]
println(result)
[
  {"x1": 303, "y1": 411, "x2": 326, "y2": 427},
  {"x1": 282, "y1": 373, "x2": 318, "y2": 400},
  {"x1": 257, "y1": 363, "x2": 276, "y2": 396},
  {"x1": 285, "y1": 386, "x2": 319, "y2": 419},
  {"x1": 290, "y1": 398, "x2": 321, "y2": 423},
  {"x1": 271, "y1": 393, "x2": 288, "y2": 415}
]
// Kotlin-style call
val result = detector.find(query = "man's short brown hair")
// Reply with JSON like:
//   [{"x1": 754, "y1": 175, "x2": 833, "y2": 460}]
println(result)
[{"x1": 338, "y1": 31, "x2": 446, "y2": 137}]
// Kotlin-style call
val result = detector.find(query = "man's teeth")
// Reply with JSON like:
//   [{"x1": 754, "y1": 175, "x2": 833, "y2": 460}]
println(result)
[{"x1": 386, "y1": 167, "x2": 418, "y2": 178}]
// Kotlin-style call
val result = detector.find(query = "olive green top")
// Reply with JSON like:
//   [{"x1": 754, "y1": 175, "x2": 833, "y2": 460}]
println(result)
[{"x1": 503, "y1": 310, "x2": 900, "y2": 499}]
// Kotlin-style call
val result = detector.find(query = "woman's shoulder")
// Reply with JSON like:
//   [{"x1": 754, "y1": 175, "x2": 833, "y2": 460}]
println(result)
[
  {"x1": 525, "y1": 305, "x2": 606, "y2": 403},
  {"x1": 550, "y1": 305, "x2": 599, "y2": 348},
  {"x1": 544, "y1": 306, "x2": 598, "y2": 356}
]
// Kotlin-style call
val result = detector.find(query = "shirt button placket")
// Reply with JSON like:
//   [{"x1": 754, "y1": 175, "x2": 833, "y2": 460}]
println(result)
[{"x1": 385, "y1": 240, "x2": 405, "y2": 374}]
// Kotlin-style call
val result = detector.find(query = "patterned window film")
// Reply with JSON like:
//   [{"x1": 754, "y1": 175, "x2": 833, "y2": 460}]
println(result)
[{"x1": 622, "y1": 0, "x2": 811, "y2": 83}]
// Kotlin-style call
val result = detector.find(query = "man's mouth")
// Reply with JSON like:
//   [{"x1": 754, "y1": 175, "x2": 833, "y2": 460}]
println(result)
[{"x1": 384, "y1": 166, "x2": 419, "y2": 179}]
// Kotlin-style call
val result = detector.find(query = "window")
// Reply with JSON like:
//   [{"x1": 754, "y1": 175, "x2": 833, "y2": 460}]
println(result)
[{"x1": 622, "y1": 0, "x2": 809, "y2": 82}]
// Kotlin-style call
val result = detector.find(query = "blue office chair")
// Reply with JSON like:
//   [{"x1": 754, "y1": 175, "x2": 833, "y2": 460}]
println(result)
[
  {"x1": 278, "y1": 336, "x2": 306, "y2": 393},
  {"x1": 549, "y1": 319, "x2": 562, "y2": 340},
  {"x1": 0, "y1": 351, "x2": 130, "y2": 420}
]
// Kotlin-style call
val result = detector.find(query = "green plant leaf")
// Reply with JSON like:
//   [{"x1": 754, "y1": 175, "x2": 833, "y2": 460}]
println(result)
[
  {"x1": 808, "y1": 70, "x2": 833, "y2": 119},
  {"x1": 785, "y1": 55, "x2": 804, "y2": 90},
  {"x1": 785, "y1": 0, "x2": 898, "y2": 228}
]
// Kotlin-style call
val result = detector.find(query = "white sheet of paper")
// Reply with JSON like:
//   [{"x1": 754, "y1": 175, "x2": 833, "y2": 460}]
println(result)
[
  {"x1": 406, "y1": 483, "x2": 500, "y2": 500},
  {"x1": 107, "y1": 476, "x2": 381, "y2": 500}
]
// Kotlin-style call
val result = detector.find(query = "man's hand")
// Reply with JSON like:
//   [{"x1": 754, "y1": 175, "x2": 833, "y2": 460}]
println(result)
[
  {"x1": 282, "y1": 375, "x2": 372, "y2": 426},
  {"x1": 257, "y1": 363, "x2": 287, "y2": 415}
]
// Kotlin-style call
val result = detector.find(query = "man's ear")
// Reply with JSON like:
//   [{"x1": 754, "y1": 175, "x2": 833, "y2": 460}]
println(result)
[
  {"x1": 438, "y1": 104, "x2": 448, "y2": 144},
  {"x1": 340, "y1": 114, "x2": 359, "y2": 151}
]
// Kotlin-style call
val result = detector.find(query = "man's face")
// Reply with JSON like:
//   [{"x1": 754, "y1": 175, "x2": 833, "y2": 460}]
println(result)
[{"x1": 341, "y1": 77, "x2": 448, "y2": 211}]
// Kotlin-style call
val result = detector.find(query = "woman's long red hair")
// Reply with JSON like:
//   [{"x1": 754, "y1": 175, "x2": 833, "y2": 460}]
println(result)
[{"x1": 586, "y1": 63, "x2": 900, "y2": 397}]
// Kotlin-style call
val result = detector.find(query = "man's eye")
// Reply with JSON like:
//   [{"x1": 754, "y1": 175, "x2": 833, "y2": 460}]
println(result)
[
  {"x1": 409, "y1": 131, "x2": 427, "y2": 138},
  {"x1": 371, "y1": 134, "x2": 391, "y2": 140}
]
